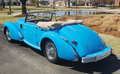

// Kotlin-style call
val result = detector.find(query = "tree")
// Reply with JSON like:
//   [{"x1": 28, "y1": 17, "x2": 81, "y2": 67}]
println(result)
[
  {"x1": 1, "y1": 0, "x2": 3, "y2": 10},
  {"x1": 0, "y1": 1, "x2": 2, "y2": 10},
  {"x1": 94, "y1": 0, "x2": 95, "y2": 8},
  {"x1": 30, "y1": 0, "x2": 36, "y2": 4},
  {"x1": 68, "y1": 0, "x2": 70, "y2": 7},
  {"x1": 20, "y1": 0, "x2": 27, "y2": 14},
  {"x1": 31, "y1": 0, "x2": 39, "y2": 7},
  {"x1": 2, "y1": 0, "x2": 5, "y2": 8},
  {"x1": 36, "y1": 0, "x2": 39, "y2": 7},
  {"x1": 30, "y1": 0, "x2": 44, "y2": 7},
  {"x1": 8, "y1": 0, "x2": 11, "y2": 14},
  {"x1": 0, "y1": 0, "x2": 5, "y2": 10}
]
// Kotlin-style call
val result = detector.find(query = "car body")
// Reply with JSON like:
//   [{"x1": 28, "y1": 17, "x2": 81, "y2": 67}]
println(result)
[{"x1": 3, "y1": 11, "x2": 112, "y2": 63}]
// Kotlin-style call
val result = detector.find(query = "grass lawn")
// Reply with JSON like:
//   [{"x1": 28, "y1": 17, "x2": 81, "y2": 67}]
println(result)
[
  {"x1": 99, "y1": 34, "x2": 120, "y2": 56},
  {"x1": 0, "y1": 16, "x2": 20, "y2": 24}
]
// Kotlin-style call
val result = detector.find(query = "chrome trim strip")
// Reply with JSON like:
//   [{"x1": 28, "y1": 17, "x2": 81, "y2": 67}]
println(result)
[
  {"x1": 61, "y1": 36, "x2": 79, "y2": 60},
  {"x1": 67, "y1": 25, "x2": 77, "y2": 32},
  {"x1": 18, "y1": 31, "x2": 23, "y2": 41},
  {"x1": 61, "y1": 36, "x2": 68, "y2": 42},
  {"x1": 24, "y1": 24, "x2": 37, "y2": 27}
]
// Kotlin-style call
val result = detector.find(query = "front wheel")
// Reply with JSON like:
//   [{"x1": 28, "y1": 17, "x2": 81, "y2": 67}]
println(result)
[
  {"x1": 44, "y1": 40, "x2": 59, "y2": 63},
  {"x1": 5, "y1": 28, "x2": 14, "y2": 42}
]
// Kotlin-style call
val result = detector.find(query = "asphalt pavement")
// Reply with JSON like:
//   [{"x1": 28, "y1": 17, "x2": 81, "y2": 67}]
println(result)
[{"x1": 0, "y1": 24, "x2": 120, "y2": 74}]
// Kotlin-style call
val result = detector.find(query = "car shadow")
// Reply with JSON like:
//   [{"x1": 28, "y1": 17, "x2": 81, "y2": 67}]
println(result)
[
  {"x1": 13, "y1": 41, "x2": 45, "y2": 56},
  {"x1": 30, "y1": 45, "x2": 120, "y2": 74},
  {"x1": 15, "y1": 41, "x2": 120, "y2": 74},
  {"x1": 59, "y1": 55, "x2": 120, "y2": 74}
]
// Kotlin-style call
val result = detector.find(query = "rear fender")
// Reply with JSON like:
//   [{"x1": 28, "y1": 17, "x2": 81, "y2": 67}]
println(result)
[
  {"x1": 40, "y1": 31, "x2": 76, "y2": 61},
  {"x1": 3, "y1": 21, "x2": 22, "y2": 41}
]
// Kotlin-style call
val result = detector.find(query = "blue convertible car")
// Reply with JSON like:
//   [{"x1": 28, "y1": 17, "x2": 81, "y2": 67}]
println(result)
[{"x1": 3, "y1": 11, "x2": 112, "y2": 63}]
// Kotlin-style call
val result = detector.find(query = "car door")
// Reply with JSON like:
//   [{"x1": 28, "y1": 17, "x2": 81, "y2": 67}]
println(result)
[{"x1": 23, "y1": 22, "x2": 38, "y2": 46}]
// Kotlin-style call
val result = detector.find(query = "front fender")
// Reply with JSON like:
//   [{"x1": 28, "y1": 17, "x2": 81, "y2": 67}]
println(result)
[
  {"x1": 40, "y1": 31, "x2": 76, "y2": 61},
  {"x1": 3, "y1": 21, "x2": 21, "y2": 41}
]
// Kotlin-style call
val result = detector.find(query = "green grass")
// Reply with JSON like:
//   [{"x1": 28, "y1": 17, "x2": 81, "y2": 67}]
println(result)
[
  {"x1": 99, "y1": 34, "x2": 120, "y2": 56},
  {"x1": 109, "y1": 5, "x2": 120, "y2": 8},
  {"x1": 0, "y1": 16, "x2": 20, "y2": 24}
]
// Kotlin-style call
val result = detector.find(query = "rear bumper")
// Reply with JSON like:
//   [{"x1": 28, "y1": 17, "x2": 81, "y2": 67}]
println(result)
[{"x1": 81, "y1": 46, "x2": 112, "y2": 63}]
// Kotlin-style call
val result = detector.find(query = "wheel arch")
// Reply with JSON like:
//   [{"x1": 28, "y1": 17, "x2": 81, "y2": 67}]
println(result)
[
  {"x1": 39, "y1": 32, "x2": 76, "y2": 61},
  {"x1": 40, "y1": 37, "x2": 52, "y2": 51},
  {"x1": 3, "y1": 21, "x2": 22, "y2": 41}
]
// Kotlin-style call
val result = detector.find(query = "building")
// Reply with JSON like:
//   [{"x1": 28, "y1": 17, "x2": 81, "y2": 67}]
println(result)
[
  {"x1": 49, "y1": 0, "x2": 77, "y2": 6},
  {"x1": 55, "y1": 1, "x2": 65, "y2": 6},
  {"x1": 115, "y1": 0, "x2": 120, "y2": 6}
]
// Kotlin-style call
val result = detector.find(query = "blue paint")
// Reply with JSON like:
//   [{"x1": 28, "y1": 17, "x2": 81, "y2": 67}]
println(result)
[
  {"x1": 3, "y1": 13, "x2": 112, "y2": 62},
  {"x1": 3, "y1": 21, "x2": 22, "y2": 41}
]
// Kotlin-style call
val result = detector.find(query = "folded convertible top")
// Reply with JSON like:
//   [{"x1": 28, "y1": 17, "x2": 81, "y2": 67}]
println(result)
[{"x1": 37, "y1": 20, "x2": 83, "y2": 29}]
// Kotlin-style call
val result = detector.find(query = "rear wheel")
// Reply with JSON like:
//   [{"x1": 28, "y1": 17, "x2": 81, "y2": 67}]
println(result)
[
  {"x1": 44, "y1": 40, "x2": 59, "y2": 63},
  {"x1": 5, "y1": 28, "x2": 13, "y2": 42}
]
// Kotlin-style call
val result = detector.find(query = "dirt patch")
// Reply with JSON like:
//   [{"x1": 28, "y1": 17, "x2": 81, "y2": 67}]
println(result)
[
  {"x1": 90, "y1": 26, "x2": 120, "y2": 38},
  {"x1": 0, "y1": 10, "x2": 4, "y2": 11},
  {"x1": 59, "y1": 14, "x2": 120, "y2": 38},
  {"x1": 51, "y1": 8, "x2": 57, "y2": 9},
  {"x1": 7, "y1": 11, "x2": 14, "y2": 13},
  {"x1": 14, "y1": 14, "x2": 26, "y2": 17}
]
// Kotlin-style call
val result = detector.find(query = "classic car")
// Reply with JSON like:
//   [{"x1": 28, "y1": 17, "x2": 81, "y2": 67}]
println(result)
[{"x1": 3, "y1": 11, "x2": 112, "y2": 63}]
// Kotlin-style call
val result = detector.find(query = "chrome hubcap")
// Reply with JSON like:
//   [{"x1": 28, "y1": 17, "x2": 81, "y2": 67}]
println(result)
[
  {"x1": 6, "y1": 29, "x2": 11, "y2": 41},
  {"x1": 45, "y1": 43, "x2": 56, "y2": 60}
]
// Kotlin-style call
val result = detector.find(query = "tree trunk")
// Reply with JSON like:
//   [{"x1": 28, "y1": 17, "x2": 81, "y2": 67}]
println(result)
[
  {"x1": 94, "y1": 0, "x2": 95, "y2": 8},
  {"x1": 22, "y1": 1, "x2": 26, "y2": 14},
  {"x1": 37, "y1": 0, "x2": 39, "y2": 7},
  {"x1": 9, "y1": 0, "x2": 11, "y2": 12},
  {"x1": 1, "y1": 0, "x2": 3, "y2": 10},
  {"x1": 68, "y1": 0, "x2": 70, "y2": 7},
  {"x1": 2, "y1": 0, "x2": 5, "y2": 8},
  {"x1": 113, "y1": 0, "x2": 115, "y2": 8},
  {"x1": 0, "y1": 2, "x2": 2, "y2": 10},
  {"x1": 0, "y1": 4, "x2": 2, "y2": 10}
]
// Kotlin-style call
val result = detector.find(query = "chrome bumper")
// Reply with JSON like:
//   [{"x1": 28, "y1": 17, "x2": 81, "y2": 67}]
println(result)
[{"x1": 81, "y1": 46, "x2": 112, "y2": 63}]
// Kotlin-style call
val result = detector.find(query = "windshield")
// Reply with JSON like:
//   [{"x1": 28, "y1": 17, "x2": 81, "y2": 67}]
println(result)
[{"x1": 26, "y1": 11, "x2": 53, "y2": 23}]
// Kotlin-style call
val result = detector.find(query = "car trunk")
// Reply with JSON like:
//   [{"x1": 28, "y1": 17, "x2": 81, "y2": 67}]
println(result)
[{"x1": 58, "y1": 24, "x2": 106, "y2": 57}]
